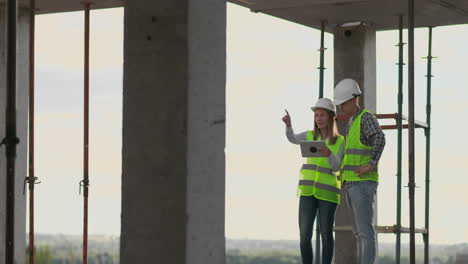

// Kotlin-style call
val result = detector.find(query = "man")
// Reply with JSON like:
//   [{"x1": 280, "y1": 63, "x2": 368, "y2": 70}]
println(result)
[{"x1": 333, "y1": 78, "x2": 385, "y2": 264}]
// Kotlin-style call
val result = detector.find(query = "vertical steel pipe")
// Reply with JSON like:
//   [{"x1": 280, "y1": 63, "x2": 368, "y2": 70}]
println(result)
[
  {"x1": 423, "y1": 26, "x2": 433, "y2": 264},
  {"x1": 28, "y1": 0, "x2": 36, "y2": 263},
  {"x1": 82, "y1": 3, "x2": 91, "y2": 264},
  {"x1": 408, "y1": 0, "x2": 416, "y2": 263},
  {"x1": 5, "y1": 0, "x2": 18, "y2": 262},
  {"x1": 314, "y1": 20, "x2": 327, "y2": 264},
  {"x1": 396, "y1": 14, "x2": 404, "y2": 264},
  {"x1": 318, "y1": 20, "x2": 326, "y2": 99}
]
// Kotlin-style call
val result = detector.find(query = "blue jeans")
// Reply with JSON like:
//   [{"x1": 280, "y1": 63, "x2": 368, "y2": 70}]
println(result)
[
  {"x1": 345, "y1": 180, "x2": 378, "y2": 264},
  {"x1": 299, "y1": 195, "x2": 338, "y2": 264}
]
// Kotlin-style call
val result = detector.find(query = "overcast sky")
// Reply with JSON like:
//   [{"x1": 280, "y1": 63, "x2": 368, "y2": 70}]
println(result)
[{"x1": 30, "y1": 4, "x2": 468, "y2": 246}]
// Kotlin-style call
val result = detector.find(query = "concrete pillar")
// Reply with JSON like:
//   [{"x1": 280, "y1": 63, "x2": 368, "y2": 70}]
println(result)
[
  {"x1": 0, "y1": 3, "x2": 30, "y2": 263},
  {"x1": 120, "y1": 1, "x2": 226, "y2": 264},
  {"x1": 333, "y1": 24, "x2": 377, "y2": 264}
]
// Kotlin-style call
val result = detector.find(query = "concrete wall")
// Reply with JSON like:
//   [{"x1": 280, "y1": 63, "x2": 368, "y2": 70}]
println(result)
[
  {"x1": 120, "y1": 1, "x2": 226, "y2": 263},
  {"x1": 333, "y1": 24, "x2": 377, "y2": 264},
  {"x1": 0, "y1": 3, "x2": 30, "y2": 263}
]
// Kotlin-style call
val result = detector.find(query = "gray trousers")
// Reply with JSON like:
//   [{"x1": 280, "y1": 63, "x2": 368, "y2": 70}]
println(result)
[{"x1": 345, "y1": 180, "x2": 378, "y2": 264}]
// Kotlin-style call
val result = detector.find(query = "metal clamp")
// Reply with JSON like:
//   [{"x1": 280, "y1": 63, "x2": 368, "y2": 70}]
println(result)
[
  {"x1": 0, "y1": 137, "x2": 20, "y2": 147},
  {"x1": 79, "y1": 180, "x2": 90, "y2": 195},
  {"x1": 23, "y1": 176, "x2": 41, "y2": 195}
]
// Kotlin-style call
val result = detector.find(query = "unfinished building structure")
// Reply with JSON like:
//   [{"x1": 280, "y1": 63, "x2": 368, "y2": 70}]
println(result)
[{"x1": 1, "y1": 0, "x2": 468, "y2": 263}]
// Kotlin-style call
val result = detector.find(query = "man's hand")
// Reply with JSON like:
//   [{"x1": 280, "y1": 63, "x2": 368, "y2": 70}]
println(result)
[
  {"x1": 318, "y1": 147, "x2": 331, "y2": 157},
  {"x1": 355, "y1": 164, "x2": 375, "y2": 177},
  {"x1": 282, "y1": 109, "x2": 292, "y2": 127}
]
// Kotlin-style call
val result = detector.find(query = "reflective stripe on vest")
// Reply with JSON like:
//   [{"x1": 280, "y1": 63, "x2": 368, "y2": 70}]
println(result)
[
  {"x1": 298, "y1": 180, "x2": 341, "y2": 194},
  {"x1": 301, "y1": 164, "x2": 342, "y2": 181},
  {"x1": 301, "y1": 164, "x2": 334, "y2": 176},
  {"x1": 341, "y1": 109, "x2": 379, "y2": 182}
]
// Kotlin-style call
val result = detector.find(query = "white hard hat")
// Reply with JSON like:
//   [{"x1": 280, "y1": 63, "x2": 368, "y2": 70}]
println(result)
[
  {"x1": 311, "y1": 98, "x2": 336, "y2": 115},
  {"x1": 333, "y1": 78, "x2": 362, "y2": 105}
]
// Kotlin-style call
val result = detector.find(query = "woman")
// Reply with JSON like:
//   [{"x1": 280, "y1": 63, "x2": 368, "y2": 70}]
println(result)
[{"x1": 282, "y1": 98, "x2": 344, "y2": 264}]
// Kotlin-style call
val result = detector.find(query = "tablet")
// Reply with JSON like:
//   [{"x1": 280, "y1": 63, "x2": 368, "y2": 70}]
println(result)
[{"x1": 300, "y1": 141, "x2": 326, "y2": 157}]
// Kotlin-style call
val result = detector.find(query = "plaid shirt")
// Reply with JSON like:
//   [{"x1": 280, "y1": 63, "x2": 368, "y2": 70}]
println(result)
[{"x1": 346, "y1": 108, "x2": 386, "y2": 166}]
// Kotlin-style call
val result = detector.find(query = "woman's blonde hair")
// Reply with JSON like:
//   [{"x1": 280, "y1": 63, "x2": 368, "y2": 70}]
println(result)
[{"x1": 313, "y1": 109, "x2": 340, "y2": 145}]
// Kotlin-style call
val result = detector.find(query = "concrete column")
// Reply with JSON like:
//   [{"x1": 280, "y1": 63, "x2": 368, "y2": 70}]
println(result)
[
  {"x1": 120, "y1": 1, "x2": 226, "y2": 264},
  {"x1": 0, "y1": 3, "x2": 30, "y2": 263},
  {"x1": 333, "y1": 24, "x2": 377, "y2": 264}
]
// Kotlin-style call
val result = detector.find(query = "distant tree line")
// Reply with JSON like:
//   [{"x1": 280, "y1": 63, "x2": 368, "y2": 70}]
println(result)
[
  {"x1": 26, "y1": 246, "x2": 117, "y2": 264},
  {"x1": 25, "y1": 236, "x2": 467, "y2": 264},
  {"x1": 25, "y1": 247, "x2": 463, "y2": 264},
  {"x1": 226, "y1": 250, "x2": 459, "y2": 264}
]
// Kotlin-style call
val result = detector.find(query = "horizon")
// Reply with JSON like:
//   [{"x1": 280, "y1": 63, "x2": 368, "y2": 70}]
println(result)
[{"x1": 30, "y1": 233, "x2": 468, "y2": 248}]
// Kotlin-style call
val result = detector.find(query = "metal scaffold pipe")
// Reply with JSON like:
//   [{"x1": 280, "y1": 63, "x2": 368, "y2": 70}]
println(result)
[
  {"x1": 396, "y1": 14, "x2": 404, "y2": 264},
  {"x1": 318, "y1": 20, "x2": 326, "y2": 99},
  {"x1": 313, "y1": 20, "x2": 328, "y2": 264},
  {"x1": 408, "y1": 0, "x2": 416, "y2": 263},
  {"x1": 314, "y1": 20, "x2": 327, "y2": 264},
  {"x1": 423, "y1": 26, "x2": 434, "y2": 264},
  {"x1": 27, "y1": 0, "x2": 37, "y2": 263},
  {"x1": 81, "y1": 3, "x2": 91, "y2": 264},
  {"x1": 4, "y1": 0, "x2": 19, "y2": 262}
]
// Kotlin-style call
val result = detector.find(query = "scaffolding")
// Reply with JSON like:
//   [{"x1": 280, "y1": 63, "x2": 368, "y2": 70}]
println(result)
[
  {"x1": 315, "y1": 6, "x2": 433, "y2": 264},
  {"x1": 23, "y1": 2, "x2": 93, "y2": 263}
]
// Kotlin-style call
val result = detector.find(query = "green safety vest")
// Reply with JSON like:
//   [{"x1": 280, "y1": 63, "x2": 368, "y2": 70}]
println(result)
[
  {"x1": 341, "y1": 109, "x2": 379, "y2": 182},
  {"x1": 297, "y1": 131, "x2": 344, "y2": 204}
]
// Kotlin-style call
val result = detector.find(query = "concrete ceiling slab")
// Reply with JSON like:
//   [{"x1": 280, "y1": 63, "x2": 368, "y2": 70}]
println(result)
[
  {"x1": 229, "y1": 0, "x2": 468, "y2": 31},
  {"x1": 1, "y1": 0, "x2": 124, "y2": 14}
]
